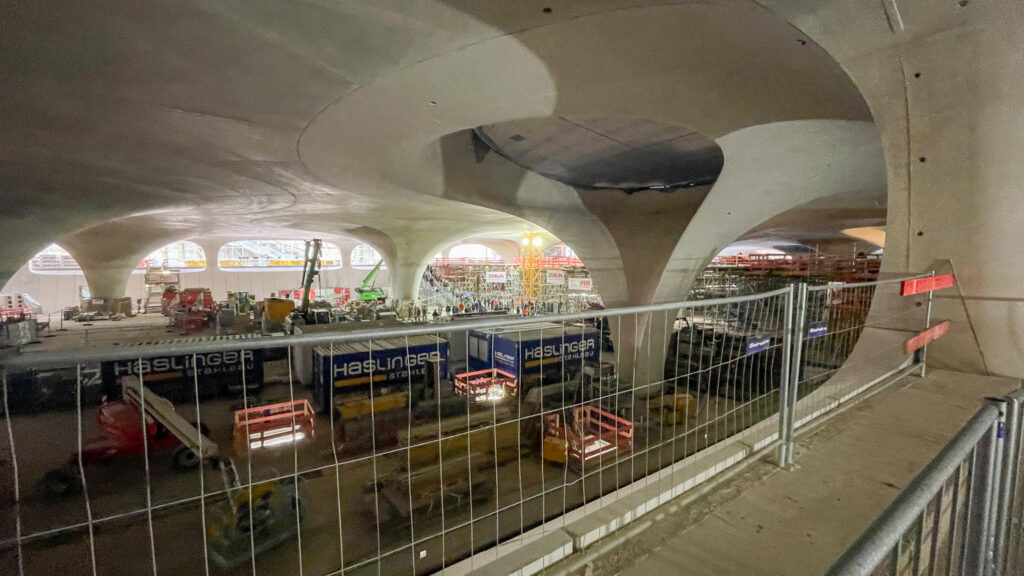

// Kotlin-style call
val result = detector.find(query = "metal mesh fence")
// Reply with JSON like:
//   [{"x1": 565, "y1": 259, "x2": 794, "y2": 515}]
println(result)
[
  {"x1": 0, "y1": 289, "x2": 795, "y2": 575},
  {"x1": 788, "y1": 278, "x2": 930, "y2": 435},
  {"x1": 2, "y1": 268, "x2": 962, "y2": 575}
]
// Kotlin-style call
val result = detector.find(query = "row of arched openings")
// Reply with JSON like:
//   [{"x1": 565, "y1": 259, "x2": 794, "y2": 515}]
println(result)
[{"x1": 28, "y1": 241, "x2": 387, "y2": 274}]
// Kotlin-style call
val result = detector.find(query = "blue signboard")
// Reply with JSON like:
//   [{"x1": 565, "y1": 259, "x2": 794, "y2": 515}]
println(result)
[
  {"x1": 746, "y1": 335, "x2": 771, "y2": 355},
  {"x1": 807, "y1": 320, "x2": 829, "y2": 339}
]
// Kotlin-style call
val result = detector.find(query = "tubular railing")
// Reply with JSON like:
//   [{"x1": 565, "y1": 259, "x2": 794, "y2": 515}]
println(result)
[
  {"x1": 0, "y1": 271, "x2": 948, "y2": 575},
  {"x1": 778, "y1": 272, "x2": 933, "y2": 466},
  {"x1": 828, "y1": 386, "x2": 1024, "y2": 576}
]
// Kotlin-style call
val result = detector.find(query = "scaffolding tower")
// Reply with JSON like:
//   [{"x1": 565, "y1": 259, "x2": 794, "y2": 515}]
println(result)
[
  {"x1": 520, "y1": 231, "x2": 543, "y2": 301},
  {"x1": 143, "y1": 267, "x2": 180, "y2": 313}
]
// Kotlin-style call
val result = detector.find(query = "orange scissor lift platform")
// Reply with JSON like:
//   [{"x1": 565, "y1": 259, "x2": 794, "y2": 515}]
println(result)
[{"x1": 233, "y1": 399, "x2": 315, "y2": 454}]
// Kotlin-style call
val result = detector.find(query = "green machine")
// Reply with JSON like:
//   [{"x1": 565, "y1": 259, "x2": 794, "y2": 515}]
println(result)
[{"x1": 355, "y1": 259, "x2": 386, "y2": 301}]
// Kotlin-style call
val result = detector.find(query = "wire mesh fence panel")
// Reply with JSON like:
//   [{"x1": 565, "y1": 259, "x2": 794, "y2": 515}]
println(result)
[
  {"x1": 0, "y1": 287, "x2": 805, "y2": 576},
  {"x1": 791, "y1": 278, "x2": 929, "y2": 433}
]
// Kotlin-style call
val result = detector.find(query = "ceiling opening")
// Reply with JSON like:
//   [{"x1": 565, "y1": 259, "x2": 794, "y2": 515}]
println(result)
[{"x1": 474, "y1": 116, "x2": 723, "y2": 193}]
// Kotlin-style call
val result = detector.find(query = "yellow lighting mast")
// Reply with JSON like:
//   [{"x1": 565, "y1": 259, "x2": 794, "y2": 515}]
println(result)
[{"x1": 521, "y1": 231, "x2": 543, "y2": 302}]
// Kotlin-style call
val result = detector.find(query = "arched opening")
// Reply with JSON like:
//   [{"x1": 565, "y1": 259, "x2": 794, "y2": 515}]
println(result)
[
  {"x1": 544, "y1": 243, "x2": 580, "y2": 261},
  {"x1": 28, "y1": 244, "x2": 81, "y2": 275},
  {"x1": 28, "y1": 242, "x2": 208, "y2": 274},
  {"x1": 218, "y1": 240, "x2": 342, "y2": 271},
  {"x1": 448, "y1": 243, "x2": 504, "y2": 263},
  {"x1": 350, "y1": 243, "x2": 386, "y2": 269},
  {"x1": 139, "y1": 241, "x2": 207, "y2": 271}
]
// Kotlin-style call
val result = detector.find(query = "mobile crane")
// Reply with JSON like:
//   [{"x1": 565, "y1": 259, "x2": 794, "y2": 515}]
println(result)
[
  {"x1": 355, "y1": 259, "x2": 386, "y2": 301},
  {"x1": 284, "y1": 239, "x2": 332, "y2": 333}
]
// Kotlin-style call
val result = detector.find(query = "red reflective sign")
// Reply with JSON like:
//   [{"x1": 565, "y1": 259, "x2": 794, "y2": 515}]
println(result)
[
  {"x1": 900, "y1": 274, "x2": 956, "y2": 296},
  {"x1": 905, "y1": 320, "x2": 951, "y2": 354}
]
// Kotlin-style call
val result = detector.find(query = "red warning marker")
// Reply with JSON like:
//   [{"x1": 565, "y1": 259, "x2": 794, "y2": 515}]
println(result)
[
  {"x1": 900, "y1": 274, "x2": 956, "y2": 296},
  {"x1": 905, "y1": 320, "x2": 951, "y2": 354}
]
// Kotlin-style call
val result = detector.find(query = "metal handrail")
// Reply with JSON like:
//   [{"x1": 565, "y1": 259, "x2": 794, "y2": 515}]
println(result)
[
  {"x1": 826, "y1": 403, "x2": 1001, "y2": 575},
  {"x1": 2, "y1": 286, "x2": 793, "y2": 368},
  {"x1": 806, "y1": 271, "x2": 933, "y2": 291}
]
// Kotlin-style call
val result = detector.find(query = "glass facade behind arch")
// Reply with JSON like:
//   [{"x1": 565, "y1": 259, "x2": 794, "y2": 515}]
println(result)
[
  {"x1": 350, "y1": 243, "x2": 386, "y2": 268},
  {"x1": 218, "y1": 240, "x2": 342, "y2": 270}
]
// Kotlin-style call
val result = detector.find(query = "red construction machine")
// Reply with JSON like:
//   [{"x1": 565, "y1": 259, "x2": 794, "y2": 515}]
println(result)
[
  {"x1": 42, "y1": 377, "x2": 219, "y2": 494},
  {"x1": 162, "y1": 287, "x2": 217, "y2": 333}
]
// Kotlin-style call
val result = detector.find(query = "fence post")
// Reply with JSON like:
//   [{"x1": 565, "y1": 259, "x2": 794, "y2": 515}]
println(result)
[
  {"x1": 776, "y1": 284, "x2": 795, "y2": 468},
  {"x1": 783, "y1": 283, "x2": 808, "y2": 467},
  {"x1": 993, "y1": 390, "x2": 1024, "y2": 575},
  {"x1": 919, "y1": 270, "x2": 936, "y2": 377},
  {"x1": 962, "y1": 397, "x2": 1005, "y2": 575}
]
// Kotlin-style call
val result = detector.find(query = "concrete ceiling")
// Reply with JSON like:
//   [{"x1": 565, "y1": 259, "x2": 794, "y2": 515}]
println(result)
[
  {"x1": 1, "y1": 0, "x2": 885, "y2": 303},
  {"x1": 475, "y1": 117, "x2": 723, "y2": 191}
]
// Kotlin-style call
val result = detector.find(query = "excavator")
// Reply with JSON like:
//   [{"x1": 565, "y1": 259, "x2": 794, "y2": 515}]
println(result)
[{"x1": 355, "y1": 259, "x2": 386, "y2": 301}]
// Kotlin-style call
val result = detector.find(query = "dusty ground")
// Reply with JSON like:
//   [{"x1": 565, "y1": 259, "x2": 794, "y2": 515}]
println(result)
[{"x1": 0, "y1": 356, "x2": 776, "y2": 576}]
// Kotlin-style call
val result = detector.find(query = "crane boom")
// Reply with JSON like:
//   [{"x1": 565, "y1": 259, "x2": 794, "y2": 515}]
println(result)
[
  {"x1": 360, "y1": 259, "x2": 383, "y2": 291},
  {"x1": 299, "y1": 239, "x2": 322, "y2": 314}
]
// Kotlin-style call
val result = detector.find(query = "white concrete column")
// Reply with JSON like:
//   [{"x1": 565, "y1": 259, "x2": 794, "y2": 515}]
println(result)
[
  {"x1": 390, "y1": 235, "x2": 456, "y2": 302},
  {"x1": 194, "y1": 239, "x2": 224, "y2": 270},
  {"x1": 578, "y1": 188, "x2": 710, "y2": 388},
  {"x1": 191, "y1": 238, "x2": 226, "y2": 300},
  {"x1": 61, "y1": 224, "x2": 187, "y2": 312},
  {"x1": 78, "y1": 263, "x2": 135, "y2": 307}
]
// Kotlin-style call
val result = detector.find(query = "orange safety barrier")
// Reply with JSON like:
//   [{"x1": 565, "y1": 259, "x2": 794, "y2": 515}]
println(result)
[{"x1": 546, "y1": 405, "x2": 633, "y2": 465}]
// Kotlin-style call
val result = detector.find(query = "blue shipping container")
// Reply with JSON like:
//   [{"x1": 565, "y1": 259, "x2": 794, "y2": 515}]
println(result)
[
  {"x1": 101, "y1": 347, "x2": 263, "y2": 400},
  {"x1": 311, "y1": 335, "x2": 449, "y2": 413},
  {"x1": 468, "y1": 323, "x2": 600, "y2": 379}
]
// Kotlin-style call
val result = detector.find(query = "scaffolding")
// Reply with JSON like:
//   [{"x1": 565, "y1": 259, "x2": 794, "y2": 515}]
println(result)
[
  {"x1": 143, "y1": 267, "x2": 180, "y2": 313},
  {"x1": 520, "y1": 231, "x2": 543, "y2": 301}
]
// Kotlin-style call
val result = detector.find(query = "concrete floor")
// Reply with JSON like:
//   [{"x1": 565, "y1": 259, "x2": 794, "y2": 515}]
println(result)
[
  {"x1": 27, "y1": 313, "x2": 192, "y2": 351},
  {"x1": 553, "y1": 369, "x2": 1019, "y2": 576},
  {"x1": 0, "y1": 356, "x2": 768, "y2": 576}
]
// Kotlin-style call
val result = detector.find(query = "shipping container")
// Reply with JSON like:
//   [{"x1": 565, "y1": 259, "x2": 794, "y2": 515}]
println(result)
[
  {"x1": 311, "y1": 335, "x2": 449, "y2": 413},
  {"x1": 467, "y1": 323, "x2": 600, "y2": 385},
  {"x1": 100, "y1": 335, "x2": 265, "y2": 401},
  {"x1": 5, "y1": 335, "x2": 266, "y2": 412}
]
